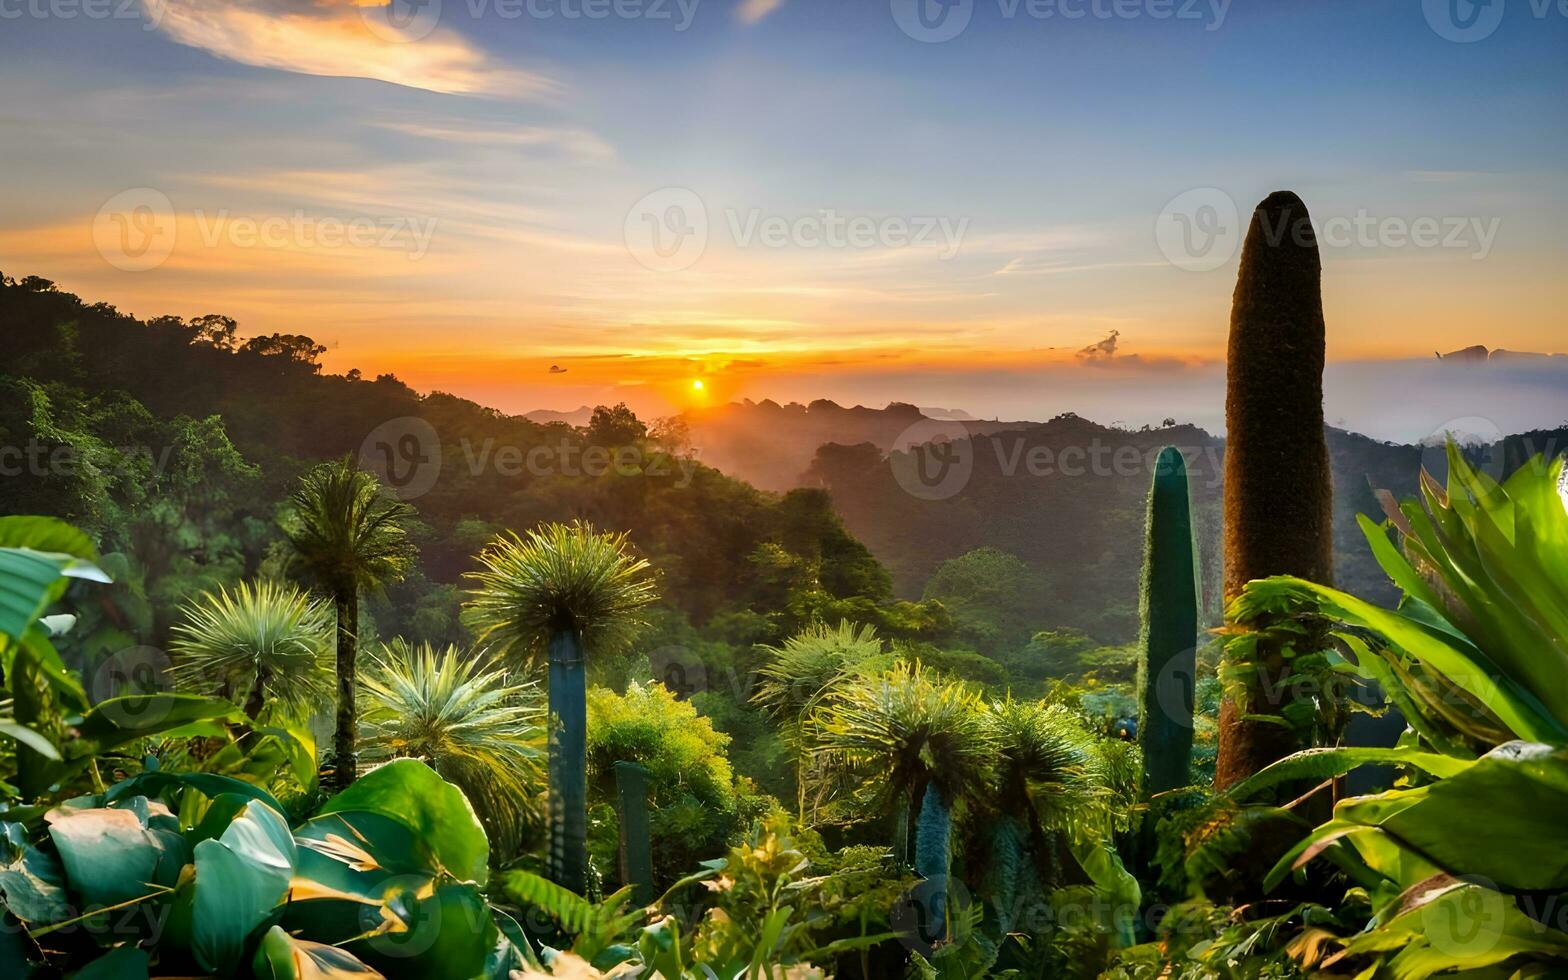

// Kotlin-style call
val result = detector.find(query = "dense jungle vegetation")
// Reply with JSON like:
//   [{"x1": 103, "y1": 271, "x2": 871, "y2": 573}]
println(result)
[{"x1": 1, "y1": 194, "x2": 1566, "y2": 980}]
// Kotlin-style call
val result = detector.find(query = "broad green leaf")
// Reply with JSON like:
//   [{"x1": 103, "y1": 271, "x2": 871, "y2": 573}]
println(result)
[
  {"x1": 45, "y1": 803, "x2": 187, "y2": 908},
  {"x1": 1227, "y1": 745, "x2": 1473, "y2": 802},
  {"x1": 0, "y1": 821, "x2": 69, "y2": 923},
  {"x1": 252, "y1": 924, "x2": 381, "y2": 979},
  {"x1": 104, "y1": 769, "x2": 288, "y2": 818},
  {"x1": 0, "y1": 517, "x2": 98, "y2": 561},
  {"x1": 345, "y1": 881, "x2": 495, "y2": 980},
  {"x1": 192, "y1": 800, "x2": 296, "y2": 974},
  {"x1": 317, "y1": 759, "x2": 488, "y2": 886},
  {"x1": 69, "y1": 694, "x2": 242, "y2": 752},
  {"x1": 0, "y1": 547, "x2": 109, "y2": 643},
  {"x1": 0, "y1": 722, "x2": 60, "y2": 762}
]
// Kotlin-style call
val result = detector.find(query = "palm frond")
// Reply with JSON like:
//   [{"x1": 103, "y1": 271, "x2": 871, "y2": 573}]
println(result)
[
  {"x1": 805, "y1": 660, "x2": 995, "y2": 819},
  {"x1": 358, "y1": 638, "x2": 546, "y2": 855},
  {"x1": 752, "y1": 619, "x2": 883, "y2": 725},
  {"x1": 167, "y1": 579, "x2": 334, "y2": 720},
  {"x1": 462, "y1": 521, "x2": 659, "y2": 665},
  {"x1": 282, "y1": 456, "x2": 417, "y2": 595}
]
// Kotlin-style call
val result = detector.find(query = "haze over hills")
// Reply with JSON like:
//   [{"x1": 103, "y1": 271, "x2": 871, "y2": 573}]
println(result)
[{"x1": 5, "y1": 272, "x2": 1565, "y2": 652}]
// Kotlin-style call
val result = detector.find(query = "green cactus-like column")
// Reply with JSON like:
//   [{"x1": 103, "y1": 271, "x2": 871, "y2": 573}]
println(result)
[
  {"x1": 1138, "y1": 447, "x2": 1198, "y2": 795},
  {"x1": 1213, "y1": 191, "x2": 1335, "y2": 791},
  {"x1": 614, "y1": 761, "x2": 654, "y2": 905},
  {"x1": 548, "y1": 626, "x2": 588, "y2": 894}
]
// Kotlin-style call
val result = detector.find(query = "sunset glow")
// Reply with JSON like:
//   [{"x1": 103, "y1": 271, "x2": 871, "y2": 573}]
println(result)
[{"x1": 2, "y1": 2, "x2": 1565, "y2": 431}]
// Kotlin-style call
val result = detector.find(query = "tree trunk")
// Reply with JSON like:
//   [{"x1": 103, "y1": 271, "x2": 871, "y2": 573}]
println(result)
[
  {"x1": 913, "y1": 783, "x2": 952, "y2": 944},
  {"x1": 548, "y1": 626, "x2": 588, "y2": 895},
  {"x1": 1213, "y1": 191, "x2": 1335, "y2": 791},
  {"x1": 614, "y1": 760, "x2": 654, "y2": 905},
  {"x1": 331, "y1": 589, "x2": 359, "y2": 791}
]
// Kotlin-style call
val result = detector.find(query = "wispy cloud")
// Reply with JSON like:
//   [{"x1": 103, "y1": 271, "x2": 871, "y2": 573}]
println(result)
[
  {"x1": 735, "y1": 0, "x2": 787, "y2": 24},
  {"x1": 145, "y1": 0, "x2": 555, "y2": 98},
  {"x1": 369, "y1": 119, "x2": 614, "y2": 161}
]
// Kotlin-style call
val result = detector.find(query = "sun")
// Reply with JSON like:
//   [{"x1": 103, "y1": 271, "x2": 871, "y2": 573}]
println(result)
[{"x1": 690, "y1": 379, "x2": 705, "y2": 392}]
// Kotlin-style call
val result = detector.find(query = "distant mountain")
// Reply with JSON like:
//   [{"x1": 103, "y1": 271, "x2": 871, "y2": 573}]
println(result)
[
  {"x1": 680, "y1": 398, "x2": 1030, "y2": 492},
  {"x1": 524, "y1": 405, "x2": 594, "y2": 426},
  {"x1": 1437, "y1": 345, "x2": 1565, "y2": 363},
  {"x1": 802, "y1": 414, "x2": 1566, "y2": 643}
]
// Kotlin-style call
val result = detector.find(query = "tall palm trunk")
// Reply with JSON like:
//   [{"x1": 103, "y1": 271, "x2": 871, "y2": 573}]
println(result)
[
  {"x1": 614, "y1": 761, "x2": 653, "y2": 905},
  {"x1": 913, "y1": 783, "x2": 952, "y2": 943},
  {"x1": 548, "y1": 626, "x2": 588, "y2": 895},
  {"x1": 331, "y1": 589, "x2": 359, "y2": 790}
]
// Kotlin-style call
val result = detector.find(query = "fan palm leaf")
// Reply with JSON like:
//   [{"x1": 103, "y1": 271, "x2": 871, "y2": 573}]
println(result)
[
  {"x1": 359, "y1": 638, "x2": 546, "y2": 856},
  {"x1": 463, "y1": 522, "x2": 658, "y2": 665},
  {"x1": 168, "y1": 580, "x2": 333, "y2": 722}
]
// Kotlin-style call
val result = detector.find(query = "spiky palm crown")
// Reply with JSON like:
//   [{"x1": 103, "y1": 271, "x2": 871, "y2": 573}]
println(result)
[
  {"x1": 359, "y1": 638, "x2": 546, "y2": 854},
  {"x1": 167, "y1": 579, "x2": 334, "y2": 718},
  {"x1": 462, "y1": 521, "x2": 659, "y2": 665},
  {"x1": 806, "y1": 660, "x2": 995, "y2": 818},
  {"x1": 986, "y1": 699, "x2": 1093, "y2": 818},
  {"x1": 283, "y1": 457, "x2": 417, "y2": 597},
  {"x1": 752, "y1": 619, "x2": 883, "y2": 725}
]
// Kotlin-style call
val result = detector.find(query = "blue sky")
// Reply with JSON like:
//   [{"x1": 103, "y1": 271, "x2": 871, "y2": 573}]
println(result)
[{"x1": 1, "y1": 0, "x2": 1565, "y2": 432}]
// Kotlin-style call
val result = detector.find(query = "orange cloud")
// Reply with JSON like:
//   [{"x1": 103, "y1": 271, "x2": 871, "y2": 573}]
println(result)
[{"x1": 147, "y1": 0, "x2": 555, "y2": 98}]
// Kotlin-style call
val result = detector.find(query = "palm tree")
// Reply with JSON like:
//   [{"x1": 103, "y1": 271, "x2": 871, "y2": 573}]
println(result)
[
  {"x1": 168, "y1": 580, "x2": 334, "y2": 723},
  {"x1": 751, "y1": 619, "x2": 883, "y2": 820},
  {"x1": 282, "y1": 456, "x2": 417, "y2": 789},
  {"x1": 980, "y1": 699, "x2": 1093, "y2": 930},
  {"x1": 464, "y1": 521, "x2": 658, "y2": 895},
  {"x1": 359, "y1": 639, "x2": 546, "y2": 857},
  {"x1": 808, "y1": 661, "x2": 993, "y2": 875}
]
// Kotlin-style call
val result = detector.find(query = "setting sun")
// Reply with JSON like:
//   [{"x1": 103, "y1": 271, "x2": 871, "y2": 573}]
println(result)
[{"x1": 691, "y1": 379, "x2": 705, "y2": 391}]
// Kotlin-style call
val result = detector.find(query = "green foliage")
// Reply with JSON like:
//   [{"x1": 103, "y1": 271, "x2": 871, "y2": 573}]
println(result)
[
  {"x1": 168, "y1": 579, "x2": 334, "y2": 721},
  {"x1": 806, "y1": 661, "x2": 994, "y2": 835},
  {"x1": 3, "y1": 760, "x2": 512, "y2": 978},
  {"x1": 586, "y1": 682, "x2": 762, "y2": 889},
  {"x1": 464, "y1": 521, "x2": 658, "y2": 665},
  {"x1": 922, "y1": 547, "x2": 1039, "y2": 657},
  {"x1": 358, "y1": 639, "x2": 545, "y2": 858}
]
